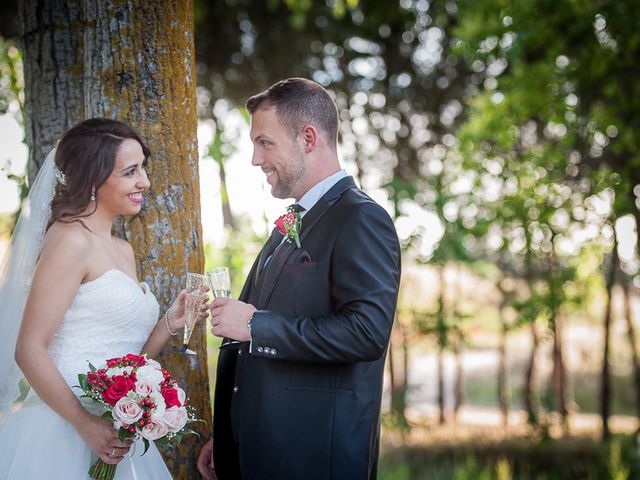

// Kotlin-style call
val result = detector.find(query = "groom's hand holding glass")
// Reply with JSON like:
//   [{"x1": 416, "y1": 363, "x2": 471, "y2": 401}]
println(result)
[{"x1": 209, "y1": 298, "x2": 256, "y2": 343}]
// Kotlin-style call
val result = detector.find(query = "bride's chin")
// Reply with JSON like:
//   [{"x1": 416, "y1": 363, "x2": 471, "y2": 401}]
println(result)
[{"x1": 121, "y1": 205, "x2": 142, "y2": 216}]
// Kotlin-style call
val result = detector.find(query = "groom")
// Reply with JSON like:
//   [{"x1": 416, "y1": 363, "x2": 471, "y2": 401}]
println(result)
[{"x1": 197, "y1": 78, "x2": 401, "y2": 479}]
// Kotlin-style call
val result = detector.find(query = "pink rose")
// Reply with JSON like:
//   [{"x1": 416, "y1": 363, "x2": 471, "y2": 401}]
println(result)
[
  {"x1": 162, "y1": 406, "x2": 188, "y2": 433},
  {"x1": 135, "y1": 381, "x2": 156, "y2": 397},
  {"x1": 141, "y1": 419, "x2": 168, "y2": 441},
  {"x1": 113, "y1": 396, "x2": 143, "y2": 425}
]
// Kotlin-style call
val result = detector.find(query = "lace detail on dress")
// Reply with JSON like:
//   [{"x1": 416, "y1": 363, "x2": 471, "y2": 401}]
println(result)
[{"x1": 41, "y1": 269, "x2": 159, "y2": 395}]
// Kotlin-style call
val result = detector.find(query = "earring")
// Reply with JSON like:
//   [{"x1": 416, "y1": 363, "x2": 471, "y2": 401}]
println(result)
[{"x1": 90, "y1": 192, "x2": 96, "y2": 201}]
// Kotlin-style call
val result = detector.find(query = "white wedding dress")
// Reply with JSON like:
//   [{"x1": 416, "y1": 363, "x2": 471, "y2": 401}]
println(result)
[{"x1": 0, "y1": 269, "x2": 173, "y2": 479}]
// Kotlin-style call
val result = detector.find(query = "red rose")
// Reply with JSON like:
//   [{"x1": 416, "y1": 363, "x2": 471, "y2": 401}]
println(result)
[
  {"x1": 274, "y1": 214, "x2": 287, "y2": 234},
  {"x1": 274, "y1": 211, "x2": 301, "y2": 248},
  {"x1": 161, "y1": 385, "x2": 181, "y2": 408},
  {"x1": 101, "y1": 376, "x2": 136, "y2": 406}
]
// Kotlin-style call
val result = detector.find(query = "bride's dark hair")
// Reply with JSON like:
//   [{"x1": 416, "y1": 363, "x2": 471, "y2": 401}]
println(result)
[{"x1": 48, "y1": 118, "x2": 151, "y2": 228}]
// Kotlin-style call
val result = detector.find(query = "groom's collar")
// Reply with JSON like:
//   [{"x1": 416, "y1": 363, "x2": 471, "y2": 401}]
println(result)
[{"x1": 297, "y1": 169, "x2": 348, "y2": 215}]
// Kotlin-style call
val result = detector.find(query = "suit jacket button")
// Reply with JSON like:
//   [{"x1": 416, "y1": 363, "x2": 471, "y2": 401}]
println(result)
[
  {"x1": 257, "y1": 346, "x2": 264, "y2": 353},
  {"x1": 233, "y1": 386, "x2": 239, "y2": 393},
  {"x1": 238, "y1": 349, "x2": 243, "y2": 356}
]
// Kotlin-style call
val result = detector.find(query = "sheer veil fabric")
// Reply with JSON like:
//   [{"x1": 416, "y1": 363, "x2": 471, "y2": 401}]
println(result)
[{"x1": 0, "y1": 149, "x2": 57, "y2": 415}]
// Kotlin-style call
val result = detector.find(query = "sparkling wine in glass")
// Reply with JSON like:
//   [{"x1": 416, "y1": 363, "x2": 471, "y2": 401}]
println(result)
[
  {"x1": 208, "y1": 267, "x2": 240, "y2": 349},
  {"x1": 181, "y1": 272, "x2": 209, "y2": 355}
]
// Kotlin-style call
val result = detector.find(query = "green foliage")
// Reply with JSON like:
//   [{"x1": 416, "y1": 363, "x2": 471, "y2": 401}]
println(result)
[{"x1": 0, "y1": 36, "x2": 23, "y2": 115}]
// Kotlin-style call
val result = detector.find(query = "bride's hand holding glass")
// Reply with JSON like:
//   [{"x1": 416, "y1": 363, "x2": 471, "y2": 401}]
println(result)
[{"x1": 165, "y1": 288, "x2": 210, "y2": 337}]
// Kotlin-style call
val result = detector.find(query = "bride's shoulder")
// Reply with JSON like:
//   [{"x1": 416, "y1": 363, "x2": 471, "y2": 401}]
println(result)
[{"x1": 41, "y1": 222, "x2": 93, "y2": 256}]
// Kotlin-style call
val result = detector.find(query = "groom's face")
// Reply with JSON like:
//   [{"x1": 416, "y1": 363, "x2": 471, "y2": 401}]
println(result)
[{"x1": 250, "y1": 107, "x2": 307, "y2": 200}]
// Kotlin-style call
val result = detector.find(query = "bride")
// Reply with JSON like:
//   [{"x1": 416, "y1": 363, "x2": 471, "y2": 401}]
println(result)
[{"x1": 0, "y1": 118, "x2": 206, "y2": 479}]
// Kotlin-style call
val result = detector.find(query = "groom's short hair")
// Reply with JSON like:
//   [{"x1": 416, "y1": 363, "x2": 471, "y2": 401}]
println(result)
[{"x1": 246, "y1": 78, "x2": 338, "y2": 150}]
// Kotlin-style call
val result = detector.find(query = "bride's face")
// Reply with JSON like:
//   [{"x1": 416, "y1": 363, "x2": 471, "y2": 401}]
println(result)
[{"x1": 96, "y1": 139, "x2": 150, "y2": 217}]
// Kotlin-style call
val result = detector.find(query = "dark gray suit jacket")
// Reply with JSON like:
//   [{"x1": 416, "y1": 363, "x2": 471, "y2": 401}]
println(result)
[{"x1": 213, "y1": 177, "x2": 401, "y2": 480}]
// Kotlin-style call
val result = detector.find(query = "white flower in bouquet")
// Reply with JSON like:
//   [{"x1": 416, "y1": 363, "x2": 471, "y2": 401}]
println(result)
[
  {"x1": 135, "y1": 364, "x2": 164, "y2": 386},
  {"x1": 150, "y1": 392, "x2": 167, "y2": 421},
  {"x1": 177, "y1": 387, "x2": 187, "y2": 405}
]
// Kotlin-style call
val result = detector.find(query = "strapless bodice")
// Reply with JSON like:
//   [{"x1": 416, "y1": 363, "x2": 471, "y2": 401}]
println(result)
[{"x1": 46, "y1": 269, "x2": 159, "y2": 393}]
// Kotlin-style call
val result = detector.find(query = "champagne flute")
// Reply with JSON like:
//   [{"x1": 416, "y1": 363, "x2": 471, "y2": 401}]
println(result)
[
  {"x1": 208, "y1": 267, "x2": 240, "y2": 349},
  {"x1": 181, "y1": 272, "x2": 210, "y2": 355}
]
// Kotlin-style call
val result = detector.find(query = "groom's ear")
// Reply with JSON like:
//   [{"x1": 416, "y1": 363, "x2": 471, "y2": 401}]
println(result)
[{"x1": 300, "y1": 125, "x2": 318, "y2": 154}]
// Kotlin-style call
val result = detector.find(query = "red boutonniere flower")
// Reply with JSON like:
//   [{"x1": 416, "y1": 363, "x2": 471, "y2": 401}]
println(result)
[{"x1": 275, "y1": 207, "x2": 302, "y2": 248}]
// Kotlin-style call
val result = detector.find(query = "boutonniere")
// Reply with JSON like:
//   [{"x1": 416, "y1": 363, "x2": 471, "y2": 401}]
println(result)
[{"x1": 275, "y1": 206, "x2": 302, "y2": 248}]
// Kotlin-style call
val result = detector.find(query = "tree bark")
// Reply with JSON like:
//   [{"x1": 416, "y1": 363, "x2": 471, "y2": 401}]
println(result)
[
  {"x1": 622, "y1": 281, "x2": 640, "y2": 427},
  {"x1": 19, "y1": 0, "x2": 85, "y2": 181},
  {"x1": 601, "y1": 230, "x2": 619, "y2": 441},
  {"x1": 453, "y1": 329, "x2": 463, "y2": 422},
  {"x1": 388, "y1": 315, "x2": 409, "y2": 429},
  {"x1": 551, "y1": 310, "x2": 569, "y2": 435},
  {"x1": 498, "y1": 309, "x2": 509, "y2": 429},
  {"x1": 437, "y1": 264, "x2": 446, "y2": 424},
  {"x1": 20, "y1": 1, "x2": 210, "y2": 476},
  {"x1": 524, "y1": 320, "x2": 540, "y2": 426}
]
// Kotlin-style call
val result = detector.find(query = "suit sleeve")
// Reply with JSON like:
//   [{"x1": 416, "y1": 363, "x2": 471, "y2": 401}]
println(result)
[{"x1": 249, "y1": 201, "x2": 401, "y2": 364}]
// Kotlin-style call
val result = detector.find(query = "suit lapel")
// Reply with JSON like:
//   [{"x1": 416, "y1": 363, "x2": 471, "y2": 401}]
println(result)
[{"x1": 257, "y1": 176, "x2": 357, "y2": 308}]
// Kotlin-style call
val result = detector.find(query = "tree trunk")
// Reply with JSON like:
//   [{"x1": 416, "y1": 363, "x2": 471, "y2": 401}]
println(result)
[
  {"x1": 437, "y1": 340, "x2": 445, "y2": 425},
  {"x1": 388, "y1": 315, "x2": 409, "y2": 429},
  {"x1": 209, "y1": 119, "x2": 236, "y2": 230},
  {"x1": 217, "y1": 156, "x2": 235, "y2": 230},
  {"x1": 496, "y1": 279, "x2": 510, "y2": 429},
  {"x1": 551, "y1": 311, "x2": 569, "y2": 435},
  {"x1": 20, "y1": 1, "x2": 210, "y2": 476},
  {"x1": 601, "y1": 230, "x2": 619, "y2": 441},
  {"x1": 437, "y1": 264, "x2": 446, "y2": 425},
  {"x1": 622, "y1": 281, "x2": 640, "y2": 427},
  {"x1": 19, "y1": 0, "x2": 85, "y2": 180},
  {"x1": 453, "y1": 329, "x2": 464, "y2": 423},
  {"x1": 524, "y1": 320, "x2": 540, "y2": 426},
  {"x1": 450, "y1": 265, "x2": 463, "y2": 423},
  {"x1": 401, "y1": 317, "x2": 409, "y2": 418},
  {"x1": 498, "y1": 309, "x2": 509, "y2": 429}
]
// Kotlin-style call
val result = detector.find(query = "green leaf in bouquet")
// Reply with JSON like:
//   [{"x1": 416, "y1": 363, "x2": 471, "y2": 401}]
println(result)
[
  {"x1": 154, "y1": 436, "x2": 171, "y2": 446},
  {"x1": 142, "y1": 438, "x2": 150, "y2": 456},
  {"x1": 88, "y1": 362, "x2": 97, "y2": 373},
  {"x1": 101, "y1": 410, "x2": 113, "y2": 421},
  {"x1": 118, "y1": 427, "x2": 135, "y2": 443},
  {"x1": 77, "y1": 373, "x2": 89, "y2": 391}
]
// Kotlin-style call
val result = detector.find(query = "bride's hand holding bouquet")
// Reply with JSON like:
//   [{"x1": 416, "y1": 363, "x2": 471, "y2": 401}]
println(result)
[{"x1": 76, "y1": 353, "x2": 199, "y2": 480}]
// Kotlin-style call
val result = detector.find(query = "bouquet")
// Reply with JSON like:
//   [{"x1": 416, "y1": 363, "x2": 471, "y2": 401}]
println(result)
[{"x1": 76, "y1": 353, "x2": 199, "y2": 480}]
